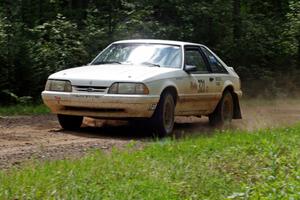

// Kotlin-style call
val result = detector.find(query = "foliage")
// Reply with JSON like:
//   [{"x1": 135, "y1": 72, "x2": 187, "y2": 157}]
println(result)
[
  {"x1": 1, "y1": 124, "x2": 300, "y2": 199},
  {"x1": 0, "y1": 17, "x2": 9, "y2": 90},
  {"x1": 28, "y1": 14, "x2": 89, "y2": 94},
  {"x1": 0, "y1": 104, "x2": 49, "y2": 116},
  {"x1": 0, "y1": 0, "x2": 299, "y2": 103},
  {"x1": 29, "y1": 14, "x2": 88, "y2": 72}
]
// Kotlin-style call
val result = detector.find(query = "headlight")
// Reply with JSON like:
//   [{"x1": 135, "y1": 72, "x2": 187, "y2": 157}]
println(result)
[
  {"x1": 108, "y1": 83, "x2": 149, "y2": 94},
  {"x1": 45, "y1": 80, "x2": 72, "y2": 92}
]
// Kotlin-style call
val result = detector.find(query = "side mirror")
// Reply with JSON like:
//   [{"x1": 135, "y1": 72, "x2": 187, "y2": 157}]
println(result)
[{"x1": 185, "y1": 65, "x2": 197, "y2": 73}]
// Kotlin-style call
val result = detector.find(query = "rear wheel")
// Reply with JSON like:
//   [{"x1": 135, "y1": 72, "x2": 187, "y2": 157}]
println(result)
[
  {"x1": 209, "y1": 91, "x2": 233, "y2": 127},
  {"x1": 57, "y1": 114, "x2": 83, "y2": 130},
  {"x1": 151, "y1": 92, "x2": 175, "y2": 137}
]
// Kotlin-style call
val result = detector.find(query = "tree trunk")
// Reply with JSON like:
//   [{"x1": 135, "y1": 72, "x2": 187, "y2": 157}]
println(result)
[{"x1": 232, "y1": 0, "x2": 241, "y2": 42}]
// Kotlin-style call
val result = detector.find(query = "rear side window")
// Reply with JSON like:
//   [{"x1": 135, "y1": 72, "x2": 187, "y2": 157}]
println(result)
[{"x1": 201, "y1": 47, "x2": 227, "y2": 73}]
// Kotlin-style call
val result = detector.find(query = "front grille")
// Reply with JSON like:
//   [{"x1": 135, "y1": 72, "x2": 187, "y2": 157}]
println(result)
[{"x1": 73, "y1": 85, "x2": 108, "y2": 93}]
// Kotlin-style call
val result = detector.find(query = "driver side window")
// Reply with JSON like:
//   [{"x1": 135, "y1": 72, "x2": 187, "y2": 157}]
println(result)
[{"x1": 185, "y1": 48, "x2": 208, "y2": 73}]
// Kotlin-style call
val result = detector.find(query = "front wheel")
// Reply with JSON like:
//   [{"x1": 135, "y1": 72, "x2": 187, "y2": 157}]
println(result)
[
  {"x1": 151, "y1": 92, "x2": 175, "y2": 137},
  {"x1": 57, "y1": 114, "x2": 83, "y2": 130},
  {"x1": 209, "y1": 91, "x2": 233, "y2": 127}
]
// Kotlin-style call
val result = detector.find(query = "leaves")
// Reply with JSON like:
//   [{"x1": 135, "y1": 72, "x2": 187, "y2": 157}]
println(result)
[{"x1": 0, "y1": 0, "x2": 299, "y2": 102}]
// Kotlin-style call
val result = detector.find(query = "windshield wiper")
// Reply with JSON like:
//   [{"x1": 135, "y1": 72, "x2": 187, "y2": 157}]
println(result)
[
  {"x1": 141, "y1": 62, "x2": 160, "y2": 67},
  {"x1": 93, "y1": 61, "x2": 122, "y2": 65}
]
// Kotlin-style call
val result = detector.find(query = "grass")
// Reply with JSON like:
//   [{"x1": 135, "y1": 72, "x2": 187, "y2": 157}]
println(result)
[
  {"x1": 1, "y1": 125, "x2": 300, "y2": 199},
  {"x1": 0, "y1": 104, "x2": 50, "y2": 116}
]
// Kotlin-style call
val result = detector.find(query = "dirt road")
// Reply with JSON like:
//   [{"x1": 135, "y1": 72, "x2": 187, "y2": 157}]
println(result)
[{"x1": 0, "y1": 99, "x2": 299, "y2": 169}]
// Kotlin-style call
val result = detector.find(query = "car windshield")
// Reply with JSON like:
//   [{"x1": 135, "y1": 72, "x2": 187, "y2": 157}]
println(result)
[{"x1": 91, "y1": 43, "x2": 182, "y2": 68}]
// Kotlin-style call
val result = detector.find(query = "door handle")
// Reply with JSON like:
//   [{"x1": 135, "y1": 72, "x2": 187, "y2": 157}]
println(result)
[{"x1": 209, "y1": 77, "x2": 214, "y2": 82}]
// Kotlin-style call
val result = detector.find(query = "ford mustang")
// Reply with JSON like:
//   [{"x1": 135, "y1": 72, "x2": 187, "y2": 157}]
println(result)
[{"x1": 42, "y1": 39, "x2": 242, "y2": 136}]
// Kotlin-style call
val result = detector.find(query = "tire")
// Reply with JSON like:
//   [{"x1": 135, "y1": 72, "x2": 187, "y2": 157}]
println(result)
[
  {"x1": 57, "y1": 114, "x2": 83, "y2": 130},
  {"x1": 209, "y1": 91, "x2": 233, "y2": 127},
  {"x1": 151, "y1": 92, "x2": 175, "y2": 137}
]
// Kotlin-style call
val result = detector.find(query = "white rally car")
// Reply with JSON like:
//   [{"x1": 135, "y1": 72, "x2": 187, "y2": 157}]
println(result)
[{"x1": 42, "y1": 39, "x2": 242, "y2": 136}]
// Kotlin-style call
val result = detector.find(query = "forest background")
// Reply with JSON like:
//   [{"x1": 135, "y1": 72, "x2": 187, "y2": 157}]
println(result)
[{"x1": 0, "y1": 0, "x2": 299, "y2": 104}]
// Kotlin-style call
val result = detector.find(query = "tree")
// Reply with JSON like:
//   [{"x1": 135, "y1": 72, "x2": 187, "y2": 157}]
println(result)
[
  {"x1": 0, "y1": 0, "x2": 299, "y2": 100},
  {"x1": 28, "y1": 14, "x2": 88, "y2": 96}
]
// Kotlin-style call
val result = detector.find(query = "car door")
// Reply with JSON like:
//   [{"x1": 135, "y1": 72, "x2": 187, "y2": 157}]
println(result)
[
  {"x1": 200, "y1": 46, "x2": 229, "y2": 93},
  {"x1": 176, "y1": 45, "x2": 217, "y2": 115}
]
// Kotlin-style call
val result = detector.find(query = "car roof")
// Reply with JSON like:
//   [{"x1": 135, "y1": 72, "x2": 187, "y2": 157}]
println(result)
[{"x1": 113, "y1": 39, "x2": 202, "y2": 46}]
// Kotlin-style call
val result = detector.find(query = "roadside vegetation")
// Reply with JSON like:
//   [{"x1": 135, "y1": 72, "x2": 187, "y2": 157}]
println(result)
[
  {"x1": 0, "y1": 104, "x2": 49, "y2": 116},
  {"x1": 1, "y1": 124, "x2": 300, "y2": 199},
  {"x1": 0, "y1": 0, "x2": 299, "y2": 104}
]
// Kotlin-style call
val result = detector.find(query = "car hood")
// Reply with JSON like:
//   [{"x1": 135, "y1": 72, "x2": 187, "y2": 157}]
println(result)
[{"x1": 48, "y1": 64, "x2": 180, "y2": 86}]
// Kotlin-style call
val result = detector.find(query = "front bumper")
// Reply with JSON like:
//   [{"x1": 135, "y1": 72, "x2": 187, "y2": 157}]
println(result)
[{"x1": 42, "y1": 91, "x2": 160, "y2": 118}]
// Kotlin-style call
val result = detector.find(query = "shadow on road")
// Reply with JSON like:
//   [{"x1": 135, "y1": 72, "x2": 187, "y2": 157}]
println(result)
[{"x1": 58, "y1": 117, "x2": 218, "y2": 140}]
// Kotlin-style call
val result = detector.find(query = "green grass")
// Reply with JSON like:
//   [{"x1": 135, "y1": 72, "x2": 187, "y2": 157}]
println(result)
[
  {"x1": 0, "y1": 104, "x2": 50, "y2": 116},
  {"x1": 1, "y1": 125, "x2": 300, "y2": 199}
]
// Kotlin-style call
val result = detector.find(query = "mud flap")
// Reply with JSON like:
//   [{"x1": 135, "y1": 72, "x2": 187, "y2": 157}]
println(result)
[{"x1": 232, "y1": 93, "x2": 242, "y2": 119}]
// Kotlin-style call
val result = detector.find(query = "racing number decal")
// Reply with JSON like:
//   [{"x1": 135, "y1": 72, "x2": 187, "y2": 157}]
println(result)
[
  {"x1": 54, "y1": 96, "x2": 61, "y2": 104},
  {"x1": 197, "y1": 80, "x2": 205, "y2": 93}
]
